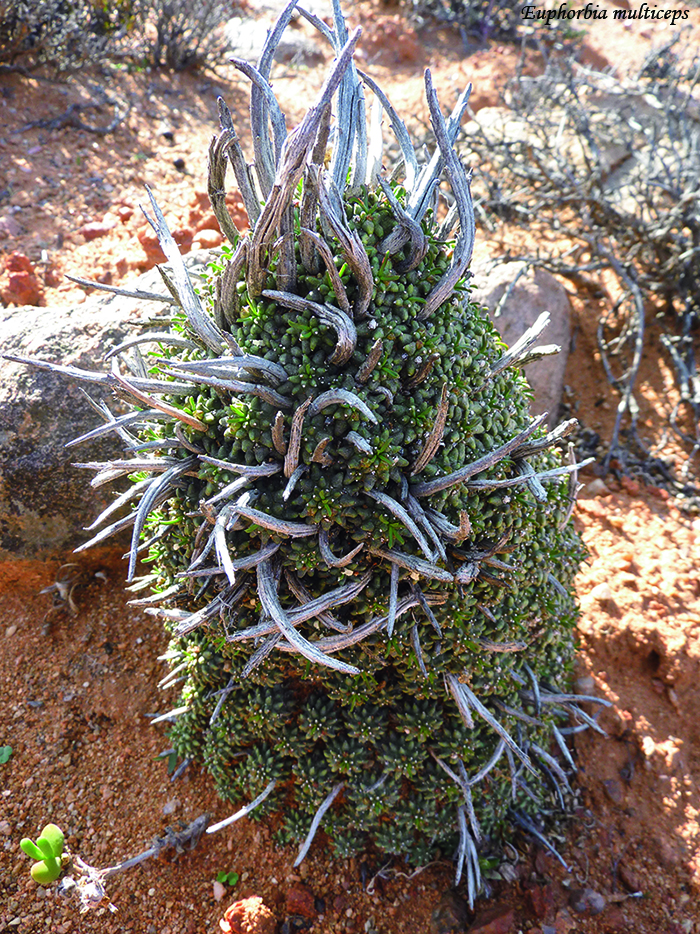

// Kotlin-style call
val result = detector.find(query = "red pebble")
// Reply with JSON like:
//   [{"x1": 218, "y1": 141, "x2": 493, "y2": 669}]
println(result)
[
  {"x1": 219, "y1": 897, "x2": 276, "y2": 934},
  {"x1": 6, "y1": 270, "x2": 42, "y2": 305},
  {"x1": 137, "y1": 223, "x2": 193, "y2": 265},
  {"x1": 77, "y1": 218, "x2": 116, "y2": 241},
  {"x1": 467, "y1": 905, "x2": 516, "y2": 934},
  {"x1": 5, "y1": 251, "x2": 33, "y2": 273},
  {"x1": 285, "y1": 883, "x2": 316, "y2": 921}
]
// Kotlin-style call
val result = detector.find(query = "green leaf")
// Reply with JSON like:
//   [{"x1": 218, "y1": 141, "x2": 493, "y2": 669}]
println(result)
[
  {"x1": 36, "y1": 837, "x2": 55, "y2": 860},
  {"x1": 216, "y1": 871, "x2": 239, "y2": 886},
  {"x1": 20, "y1": 839, "x2": 45, "y2": 861},
  {"x1": 39, "y1": 825, "x2": 65, "y2": 858},
  {"x1": 0, "y1": 746, "x2": 11, "y2": 764},
  {"x1": 30, "y1": 857, "x2": 62, "y2": 885}
]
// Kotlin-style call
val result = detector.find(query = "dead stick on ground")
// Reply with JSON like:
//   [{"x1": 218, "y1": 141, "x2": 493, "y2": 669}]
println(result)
[{"x1": 58, "y1": 813, "x2": 211, "y2": 913}]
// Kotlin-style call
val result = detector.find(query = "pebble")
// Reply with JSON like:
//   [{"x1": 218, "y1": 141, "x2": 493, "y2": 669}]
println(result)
[
  {"x1": 77, "y1": 218, "x2": 116, "y2": 241},
  {"x1": 5, "y1": 625, "x2": 17, "y2": 637},
  {"x1": 620, "y1": 476, "x2": 641, "y2": 495},
  {"x1": 213, "y1": 880, "x2": 226, "y2": 902},
  {"x1": 430, "y1": 890, "x2": 469, "y2": 934},
  {"x1": 0, "y1": 214, "x2": 22, "y2": 239},
  {"x1": 618, "y1": 861, "x2": 640, "y2": 892},
  {"x1": 574, "y1": 674, "x2": 596, "y2": 693},
  {"x1": 137, "y1": 223, "x2": 193, "y2": 265},
  {"x1": 193, "y1": 228, "x2": 223, "y2": 250},
  {"x1": 162, "y1": 798, "x2": 180, "y2": 815},
  {"x1": 3, "y1": 250, "x2": 42, "y2": 305},
  {"x1": 568, "y1": 888, "x2": 606, "y2": 915},
  {"x1": 0, "y1": 820, "x2": 11, "y2": 834},
  {"x1": 603, "y1": 778, "x2": 623, "y2": 804},
  {"x1": 285, "y1": 883, "x2": 316, "y2": 921},
  {"x1": 553, "y1": 907, "x2": 575, "y2": 933},
  {"x1": 585, "y1": 478, "x2": 609, "y2": 496},
  {"x1": 527, "y1": 884, "x2": 554, "y2": 919},
  {"x1": 466, "y1": 905, "x2": 515, "y2": 934},
  {"x1": 219, "y1": 897, "x2": 276, "y2": 934},
  {"x1": 590, "y1": 581, "x2": 613, "y2": 602}
]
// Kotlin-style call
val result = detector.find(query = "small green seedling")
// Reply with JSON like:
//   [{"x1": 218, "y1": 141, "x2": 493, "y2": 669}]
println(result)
[
  {"x1": 20, "y1": 824, "x2": 65, "y2": 884},
  {"x1": 216, "y1": 870, "x2": 239, "y2": 888},
  {"x1": 0, "y1": 746, "x2": 12, "y2": 764}
]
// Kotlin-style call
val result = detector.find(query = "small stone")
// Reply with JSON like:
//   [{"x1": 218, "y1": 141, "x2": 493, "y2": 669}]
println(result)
[
  {"x1": 219, "y1": 897, "x2": 276, "y2": 934},
  {"x1": 137, "y1": 223, "x2": 193, "y2": 265},
  {"x1": 77, "y1": 218, "x2": 116, "y2": 241},
  {"x1": 285, "y1": 883, "x2": 316, "y2": 921},
  {"x1": 430, "y1": 889, "x2": 468, "y2": 933},
  {"x1": 0, "y1": 820, "x2": 11, "y2": 834},
  {"x1": 568, "y1": 890, "x2": 587, "y2": 913},
  {"x1": 568, "y1": 888, "x2": 606, "y2": 915},
  {"x1": 0, "y1": 214, "x2": 22, "y2": 239},
  {"x1": 585, "y1": 478, "x2": 609, "y2": 496},
  {"x1": 333, "y1": 894, "x2": 348, "y2": 913},
  {"x1": 3, "y1": 252, "x2": 42, "y2": 305},
  {"x1": 467, "y1": 905, "x2": 516, "y2": 934},
  {"x1": 603, "y1": 779, "x2": 623, "y2": 804},
  {"x1": 213, "y1": 881, "x2": 227, "y2": 902},
  {"x1": 194, "y1": 210, "x2": 220, "y2": 232},
  {"x1": 590, "y1": 582, "x2": 613, "y2": 603},
  {"x1": 586, "y1": 891, "x2": 607, "y2": 915},
  {"x1": 553, "y1": 908, "x2": 575, "y2": 933},
  {"x1": 173, "y1": 157, "x2": 186, "y2": 171},
  {"x1": 5, "y1": 625, "x2": 17, "y2": 637},
  {"x1": 620, "y1": 476, "x2": 641, "y2": 495},
  {"x1": 193, "y1": 228, "x2": 223, "y2": 250},
  {"x1": 499, "y1": 862, "x2": 520, "y2": 883},
  {"x1": 162, "y1": 798, "x2": 180, "y2": 815},
  {"x1": 527, "y1": 884, "x2": 554, "y2": 920},
  {"x1": 575, "y1": 675, "x2": 596, "y2": 694},
  {"x1": 10, "y1": 189, "x2": 32, "y2": 206}
]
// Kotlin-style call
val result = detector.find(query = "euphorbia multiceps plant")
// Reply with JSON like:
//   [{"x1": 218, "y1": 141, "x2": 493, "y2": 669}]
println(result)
[{"x1": 7, "y1": 0, "x2": 605, "y2": 906}]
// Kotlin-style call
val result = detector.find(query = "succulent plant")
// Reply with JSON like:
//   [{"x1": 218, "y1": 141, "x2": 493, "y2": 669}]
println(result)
[
  {"x1": 20, "y1": 824, "x2": 65, "y2": 885},
  {"x1": 6, "y1": 0, "x2": 605, "y2": 906}
]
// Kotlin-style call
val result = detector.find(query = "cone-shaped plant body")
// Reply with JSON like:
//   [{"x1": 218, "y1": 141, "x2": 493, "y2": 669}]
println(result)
[{"x1": 7, "y1": 0, "x2": 603, "y2": 902}]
